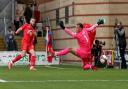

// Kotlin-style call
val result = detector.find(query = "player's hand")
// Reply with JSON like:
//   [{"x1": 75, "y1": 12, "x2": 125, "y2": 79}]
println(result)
[
  {"x1": 97, "y1": 18, "x2": 105, "y2": 25},
  {"x1": 27, "y1": 30, "x2": 33, "y2": 35},
  {"x1": 27, "y1": 30, "x2": 32, "y2": 34},
  {"x1": 59, "y1": 21, "x2": 65, "y2": 30},
  {"x1": 14, "y1": 32, "x2": 18, "y2": 36}
]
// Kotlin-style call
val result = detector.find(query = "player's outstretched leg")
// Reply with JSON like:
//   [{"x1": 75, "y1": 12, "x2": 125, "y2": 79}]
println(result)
[
  {"x1": 55, "y1": 48, "x2": 70, "y2": 56},
  {"x1": 8, "y1": 54, "x2": 23, "y2": 69},
  {"x1": 8, "y1": 61, "x2": 13, "y2": 70},
  {"x1": 47, "y1": 48, "x2": 70, "y2": 62}
]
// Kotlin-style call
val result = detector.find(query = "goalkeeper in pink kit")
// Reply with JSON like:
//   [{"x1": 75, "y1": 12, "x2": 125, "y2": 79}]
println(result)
[{"x1": 49, "y1": 19, "x2": 105, "y2": 70}]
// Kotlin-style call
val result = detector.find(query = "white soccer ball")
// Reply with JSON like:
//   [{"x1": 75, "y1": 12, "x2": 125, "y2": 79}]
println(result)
[{"x1": 100, "y1": 55, "x2": 107, "y2": 64}]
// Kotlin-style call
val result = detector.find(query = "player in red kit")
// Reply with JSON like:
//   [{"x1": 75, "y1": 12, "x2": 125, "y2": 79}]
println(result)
[
  {"x1": 83, "y1": 23, "x2": 96, "y2": 68},
  {"x1": 48, "y1": 19, "x2": 105, "y2": 70},
  {"x1": 8, "y1": 18, "x2": 37, "y2": 70}
]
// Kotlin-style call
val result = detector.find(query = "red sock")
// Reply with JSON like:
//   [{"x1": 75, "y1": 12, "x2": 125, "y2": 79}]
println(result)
[
  {"x1": 82, "y1": 58, "x2": 86, "y2": 67},
  {"x1": 47, "y1": 56, "x2": 53, "y2": 63},
  {"x1": 86, "y1": 58, "x2": 89, "y2": 64},
  {"x1": 30, "y1": 56, "x2": 36, "y2": 66},
  {"x1": 12, "y1": 54, "x2": 22, "y2": 63},
  {"x1": 82, "y1": 57, "x2": 90, "y2": 67}
]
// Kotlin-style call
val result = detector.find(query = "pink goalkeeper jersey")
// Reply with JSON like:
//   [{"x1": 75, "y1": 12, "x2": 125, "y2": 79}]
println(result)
[{"x1": 65, "y1": 28, "x2": 91, "y2": 53}]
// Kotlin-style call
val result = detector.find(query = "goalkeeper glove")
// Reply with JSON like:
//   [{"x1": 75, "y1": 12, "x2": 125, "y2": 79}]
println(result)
[
  {"x1": 97, "y1": 18, "x2": 105, "y2": 25},
  {"x1": 59, "y1": 21, "x2": 65, "y2": 30}
]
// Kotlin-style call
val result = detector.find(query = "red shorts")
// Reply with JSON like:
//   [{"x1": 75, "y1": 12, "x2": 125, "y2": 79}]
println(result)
[
  {"x1": 76, "y1": 49, "x2": 91, "y2": 59},
  {"x1": 21, "y1": 42, "x2": 34, "y2": 51}
]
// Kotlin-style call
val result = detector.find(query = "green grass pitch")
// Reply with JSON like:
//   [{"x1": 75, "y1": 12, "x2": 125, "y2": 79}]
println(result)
[{"x1": 0, "y1": 64, "x2": 128, "y2": 89}]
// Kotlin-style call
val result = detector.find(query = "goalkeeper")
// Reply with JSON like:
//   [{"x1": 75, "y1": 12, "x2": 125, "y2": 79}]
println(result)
[{"x1": 49, "y1": 18, "x2": 105, "y2": 70}]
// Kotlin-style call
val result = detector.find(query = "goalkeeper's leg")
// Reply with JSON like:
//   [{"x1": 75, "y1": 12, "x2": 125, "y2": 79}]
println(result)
[{"x1": 47, "y1": 48, "x2": 77, "y2": 62}]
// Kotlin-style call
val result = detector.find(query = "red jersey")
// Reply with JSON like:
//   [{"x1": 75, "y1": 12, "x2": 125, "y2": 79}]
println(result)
[
  {"x1": 84, "y1": 24, "x2": 96, "y2": 47},
  {"x1": 21, "y1": 23, "x2": 35, "y2": 44}
]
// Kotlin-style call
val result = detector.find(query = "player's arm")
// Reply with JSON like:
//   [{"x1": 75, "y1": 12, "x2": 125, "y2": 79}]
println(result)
[
  {"x1": 15, "y1": 27, "x2": 22, "y2": 34},
  {"x1": 86, "y1": 24, "x2": 98, "y2": 31},
  {"x1": 15, "y1": 24, "x2": 27, "y2": 34},
  {"x1": 87, "y1": 18, "x2": 105, "y2": 31},
  {"x1": 65, "y1": 28, "x2": 76, "y2": 38},
  {"x1": 59, "y1": 21, "x2": 76, "y2": 38}
]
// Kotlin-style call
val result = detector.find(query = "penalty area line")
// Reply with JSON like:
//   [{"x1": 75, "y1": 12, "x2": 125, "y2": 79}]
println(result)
[{"x1": 1, "y1": 80, "x2": 128, "y2": 83}]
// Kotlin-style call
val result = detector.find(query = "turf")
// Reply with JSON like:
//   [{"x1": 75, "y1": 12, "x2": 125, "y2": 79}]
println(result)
[{"x1": 0, "y1": 65, "x2": 128, "y2": 89}]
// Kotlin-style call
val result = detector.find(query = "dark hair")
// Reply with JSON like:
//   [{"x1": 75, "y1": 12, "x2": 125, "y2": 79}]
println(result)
[
  {"x1": 116, "y1": 21, "x2": 124, "y2": 29},
  {"x1": 95, "y1": 40, "x2": 99, "y2": 44},
  {"x1": 77, "y1": 23, "x2": 83, "y2": 29}
]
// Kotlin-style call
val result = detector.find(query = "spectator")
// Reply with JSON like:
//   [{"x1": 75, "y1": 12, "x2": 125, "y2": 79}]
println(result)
[
  {"x1": 5, "y1": 27, "x2": 18, "y2": 51},
  {"x1": 92, "y1": 40, "x2": 102, "y2": 67},
  {"x1": 91, "y1": 40, "x2": 105, "y2": 67},
  {"x1": 24, "y1": 4, "x2": 33, "y2": 23},
  {"x1": 14, "y1": 17, "x2": 20, "y2": 31},
  {"x1": 114, "y1": 21, "x2": 127, "y2": 69}
]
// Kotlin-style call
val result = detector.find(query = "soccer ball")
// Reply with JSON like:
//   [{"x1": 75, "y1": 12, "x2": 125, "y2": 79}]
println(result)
[{"x1": 100, "y1": 55, "x2": 107, "y2": 64}]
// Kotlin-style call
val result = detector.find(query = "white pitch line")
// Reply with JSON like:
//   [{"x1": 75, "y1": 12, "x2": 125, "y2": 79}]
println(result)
[
  {"x1": 0, "y1": 79, "x2": 7, "y2": 83},
  {"x1": 44, "y1": 65, "x2": 66, "y2": 69},
  {"x1": 1, "y1": 80, "x2": 128, "y2": 83},
  {"x1": 62, "y1": 63, "x2": 81, "y2": 66}
]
